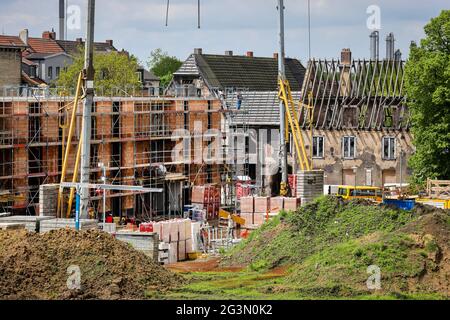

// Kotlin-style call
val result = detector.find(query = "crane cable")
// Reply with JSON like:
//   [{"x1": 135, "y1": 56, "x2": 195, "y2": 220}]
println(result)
[{"x1": 165, "y1": 0, "x2": 201, "y2": 28}]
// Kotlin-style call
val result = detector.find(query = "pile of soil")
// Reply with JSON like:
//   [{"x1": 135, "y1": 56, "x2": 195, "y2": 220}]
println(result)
[
  {"x1": 0, "y1": 229, "x2": 183, "y2": 300},
  {"x1": 222, "y1": 196, "x2": 450, "y2": 298}
]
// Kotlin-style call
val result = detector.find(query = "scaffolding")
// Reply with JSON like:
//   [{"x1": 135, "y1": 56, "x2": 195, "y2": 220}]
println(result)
[{"x1": 0, "y1": 86, "x2": 241, "y2": 220}]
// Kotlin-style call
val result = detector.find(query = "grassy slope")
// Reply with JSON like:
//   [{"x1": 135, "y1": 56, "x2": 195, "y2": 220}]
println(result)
[{"x1": 156, "y1": 197, "x2": 449, "y2": 300}]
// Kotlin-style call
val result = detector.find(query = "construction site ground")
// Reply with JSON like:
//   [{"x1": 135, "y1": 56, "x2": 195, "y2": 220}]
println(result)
[{"x1": 1, "y1": 196, "x2": 449, "y2": 300}]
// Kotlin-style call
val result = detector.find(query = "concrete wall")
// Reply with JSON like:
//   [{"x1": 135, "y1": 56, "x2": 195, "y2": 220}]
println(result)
[{"x1": 0, "y1": 48, "x2": 22, "y2": 90}]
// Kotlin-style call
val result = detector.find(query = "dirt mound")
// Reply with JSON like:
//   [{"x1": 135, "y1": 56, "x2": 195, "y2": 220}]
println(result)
[
  {"x1": 0, "y1": 229, "x2": 183, "y2": 300},
  {"x1": 222, "y1": 196, "x2": 450, "y2": 298}
]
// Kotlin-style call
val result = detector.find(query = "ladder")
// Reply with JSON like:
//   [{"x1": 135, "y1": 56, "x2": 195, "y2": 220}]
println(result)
[{"x1": 278, "y1": 78, "x2": 311, "y2": 171}]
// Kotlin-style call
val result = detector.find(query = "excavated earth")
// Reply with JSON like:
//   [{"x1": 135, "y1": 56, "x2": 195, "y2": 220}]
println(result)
[{"x1": 0, "y1": 229, "x2": 183, "y2": 300}]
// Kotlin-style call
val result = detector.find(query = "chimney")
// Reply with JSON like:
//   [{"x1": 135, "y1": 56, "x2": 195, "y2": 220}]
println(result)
[
  {"x1": 386, "y1": 32, "x2": 395, "y2": 60},
  {"x1": 106, "y1": 39, "x2": 113, "y2": 46},
  {"x1": 59, "y1": 0, "x2": 65, "y2": 40},
  {"x1": 340, "y1": 49, "x2": 352, "y2": 96},
  {"x1": 273, "y1": 53, "x2": 279, "y2": 60},
  {"x1": 369, "y1": 31, "x2": 379, "y2": 61},
  {"x1": 194, "y1": 48, "x2": 203, "y2": 55},
  {"x1": 76, "y1": 38, "x2": 83, "y2": 44},
  {"x1": 42, "y1": 30, "x2": 56, "y2": 40},
  {"x1": 224, "y1": 50, "x2": 233, "y2": 56},
  {"x1": 246, "y1": 51, "x2": 254, "y2": 57},
  {"x1": 340, "y1": 48, "x2": 352, "y2": 65},
  {"x1": 19, "y1": 29, "x2": 29, "y2": 45}
]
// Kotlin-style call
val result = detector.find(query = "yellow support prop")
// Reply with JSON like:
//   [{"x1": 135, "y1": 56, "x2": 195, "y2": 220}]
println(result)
[
  {"x1": 66, "y1": 134, "x2": 83, "y2": 218},
  {"x1": 57, "y1": 72, "x2": 83, "y2": 218},
  {"x1": 278, "y1": 78, "x2": 311, "y2": 171}
]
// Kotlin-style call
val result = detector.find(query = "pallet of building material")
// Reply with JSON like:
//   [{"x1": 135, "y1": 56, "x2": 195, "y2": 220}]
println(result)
[
  {"x1": 270, "y1": 197, "x2": 284, "y2": 212},
  {"x1": 254, "y1": 196, "x2": 270, "y2": 213},
  {"x1": 239, "y1": 212, "x2": 253, "y2": 228},
  {"x1": 253, "y1": 212, "x2": 266, "y2": 226},
  {"x1": 0, "y1": 216, "x2": 55, "y2": 233},
  {"x1": 161, "y1": 221, "x2": 170, "y2": 243},
  {"x1": 39, "y1": 218, "x2": 98, "y2": 233},
  {"x1": 115, "y1": 231, "x2": 159, "y2": 261},
  {"x1": 178, "y1": 219, "x2": 187, "y2": 241},
  {"x1": 178, "y1": 240, "x2": 187, "y2": 261},
  {"x1": 102, "y1": 223, "x2": 116, "y2": 233},
  {"x1": 284, "y1": 197, "x2": 301, "y2": 211},
  {"x1": 240, "y1": 196, "x2": 254, "y2": 213},
  {"x1": 168, "y1": 242, "x2": 178, "y2": 264},
  {"x1": 169, "y1": 220, "x2": 179, "y2": 242},
  {"x1": 0, "y1": 222, "x2": 26, "y2": 230},
  {"x1": 288, "y1": 175, "x2": 297, "y2": 197},
  {"x1": 38, "y1": 184, "x2": 59, "y2": 217}
]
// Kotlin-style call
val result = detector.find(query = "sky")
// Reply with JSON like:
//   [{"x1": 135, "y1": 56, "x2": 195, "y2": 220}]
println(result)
[{"x1": 0, "y1": 0, "x2": 447, "y2": 66}]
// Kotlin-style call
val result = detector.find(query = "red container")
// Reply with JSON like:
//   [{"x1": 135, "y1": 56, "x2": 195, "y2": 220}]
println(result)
[{"x1": 139, "y1": 223, "x2": 154, "y2": 233}]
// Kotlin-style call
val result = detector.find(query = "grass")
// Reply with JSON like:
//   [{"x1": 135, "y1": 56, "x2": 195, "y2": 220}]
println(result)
[{"x1": 153, "y1": 196, "x2": 449, "y2": 300}]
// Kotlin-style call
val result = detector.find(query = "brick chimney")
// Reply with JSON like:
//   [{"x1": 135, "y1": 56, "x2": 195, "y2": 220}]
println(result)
[
  {"x1": 42, "y1": 30, "x2": 56, "y2": 40},
  {"x1": 340, "y1": 49, "x2": 352, "y2": 96},
  {"x1": 246, "y1": 51, "x2": 254, "y2": 57},
  {"x1": 106, "y1": 39, "x2": 113, "y2": 46},
  {"x1": 273, "y1": 53, "x2": 279, "y2": 60},
  {"x1": 19, "y1": 29, "x2": 29, "y2": 45},
  {"x1": 340, "y1": 48, "x2": 352, "y2": 66}
]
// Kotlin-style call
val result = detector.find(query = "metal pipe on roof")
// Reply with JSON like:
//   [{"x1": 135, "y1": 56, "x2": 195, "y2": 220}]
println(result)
[{"x1": 59, "y1": 0, "x2": 65, "y2": 40}]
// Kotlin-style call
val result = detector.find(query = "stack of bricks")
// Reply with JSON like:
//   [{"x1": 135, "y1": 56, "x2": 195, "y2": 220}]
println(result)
[
  {"x1": 153, "y1": 219, "x2": 193, "y2": 263},
  {"x1": 239, "y1": 196, "x2": 301, "y2": 228},
  {"x1": 39, "y1": 184, "x2": 59, "y2": 216},
  {"x1": 191, "y1": 185, "x2": 220, "y2": 220}
]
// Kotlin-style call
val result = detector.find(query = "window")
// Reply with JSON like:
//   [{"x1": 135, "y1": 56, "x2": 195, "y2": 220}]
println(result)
[
  {"x1": 342, "y1": 136, "x2": 356, "y2": 159},
  {"x1": 312, "y1": 136, "x2": 324, "y2": 158},
  {"x1": 48, "y1": 66, "x2": 53, "y2": 80},
  {"x1": 56, "y1": 66, "x2": 60, "y2": 78},
  {"x1": 382, "y1": 137, "x2": 396, "y2": 160}
]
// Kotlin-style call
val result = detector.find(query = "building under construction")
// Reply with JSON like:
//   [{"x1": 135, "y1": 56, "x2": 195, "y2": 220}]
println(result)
[{"x1": 0, "y1": 87, "x2": 239, "y2": 219}]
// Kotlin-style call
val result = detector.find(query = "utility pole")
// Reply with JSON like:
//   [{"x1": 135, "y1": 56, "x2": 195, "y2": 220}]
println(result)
[
  {"x1": 277, "y1": 0, "x2": 288, "y2": 194},
  {"x1": 80, "y1": 0, "x2": 95, "y2": 219}
]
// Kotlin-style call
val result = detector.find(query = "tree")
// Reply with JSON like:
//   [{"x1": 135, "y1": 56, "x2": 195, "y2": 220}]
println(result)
[
  {"x1": 57, "y1": 50, "x2": 141, "y2": 95},
  {"x1": 147, "y1": 49, "x2": 182, "y2": 88},
  {"x1": 404, "y1": 10, "x2": 450, "y2": 183}
]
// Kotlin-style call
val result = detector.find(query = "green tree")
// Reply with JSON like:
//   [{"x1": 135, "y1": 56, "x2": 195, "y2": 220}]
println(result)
[
  {"x1": 57, "y1": 50, "x2": 141, "y2": 95},
  {"x1": 405, "y1": 10, "x2": 450, "y2": 183},
  {"x1": 147, "y1": 49, "x2": 182, "y2": 88}
]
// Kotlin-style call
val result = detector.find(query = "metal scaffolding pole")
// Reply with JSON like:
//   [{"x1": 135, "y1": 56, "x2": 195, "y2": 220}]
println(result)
[
  {"x1": 80, "y1": 0, "x2": 95, "y2": 219},
  {"x1": 277, "y1": 0, "x2": 288, "y2": 189}
]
